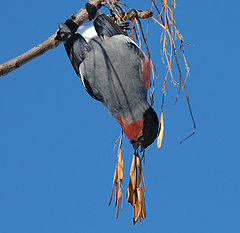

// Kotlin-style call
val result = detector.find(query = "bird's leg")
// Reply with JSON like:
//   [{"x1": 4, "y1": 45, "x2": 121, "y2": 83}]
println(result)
[
  {"x1": 109, "y1": 132, "x2": 123, "y2": 218},
  {"x1": 127, "y1": 150, "x2": 146, "y2": 224}
]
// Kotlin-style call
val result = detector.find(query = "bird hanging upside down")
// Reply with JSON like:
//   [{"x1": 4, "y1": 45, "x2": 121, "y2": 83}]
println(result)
[{"x1": 58, "y1": 3, "x2": 159, "y2": 224}]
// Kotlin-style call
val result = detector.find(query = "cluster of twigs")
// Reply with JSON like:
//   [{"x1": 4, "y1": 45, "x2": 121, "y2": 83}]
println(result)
[{"x1": 151, "y1": 0, "x2": 196, "y2": 143}]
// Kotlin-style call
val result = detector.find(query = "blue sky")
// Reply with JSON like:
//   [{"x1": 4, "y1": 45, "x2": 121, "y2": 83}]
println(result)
[{"x1": 0, "y1": 0, "x2": 240, "y2": 232}]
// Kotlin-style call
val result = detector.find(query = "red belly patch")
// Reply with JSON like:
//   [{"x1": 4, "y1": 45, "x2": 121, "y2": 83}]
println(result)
[{"x1": 115, "y1": 117, "x2": 143, "y2": 141}]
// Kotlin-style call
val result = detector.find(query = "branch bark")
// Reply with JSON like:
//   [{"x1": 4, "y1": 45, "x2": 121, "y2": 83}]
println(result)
[{"x1": 0, "y1": 0, "x2": 104, "y2": 77}]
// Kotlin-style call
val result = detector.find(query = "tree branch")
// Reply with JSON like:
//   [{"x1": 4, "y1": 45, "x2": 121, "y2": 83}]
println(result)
[{"x1": 0, "y1": 0, "x2": 105, "y2": 77}]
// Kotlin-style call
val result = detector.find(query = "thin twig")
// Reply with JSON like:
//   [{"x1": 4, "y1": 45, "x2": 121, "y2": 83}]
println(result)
[{"x1": 153, "y1": 1, "x2": 196, "y2": 143}]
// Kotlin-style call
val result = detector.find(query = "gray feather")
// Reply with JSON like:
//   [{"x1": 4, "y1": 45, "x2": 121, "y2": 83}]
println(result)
[{"x1": 80, "y1": 35, "x2": 149, "y2": 122}]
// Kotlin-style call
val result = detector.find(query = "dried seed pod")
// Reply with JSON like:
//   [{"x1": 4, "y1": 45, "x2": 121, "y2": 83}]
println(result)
[
  {"x1": 132, "y1": 191, "x2": 137, "y2": 206},
  {"x1": 117, "y1": 147, "x2": 123, "y2": 180},
  {"x1": 127, "y1": 177, "x2": 135, "y2": 202},
  {"x1": 127, "y1": 154, "x2": 137, "y2": 206},
  {"x1": 141, "y1": 188, "x2": 146, "y2": 219},
  {"x1": 127, "y1": 185, "x2": 131, "y2": 202},
  {"x1": 136, "y1": 153, "x2": 142, "y2": 188},
  {"x1": 109, "y1": 166, "x2": 118, "y2": 206},
  {"x1": 114, "y1": 181, "x2": 118, "y2": 207},
  {"x1": 116, "y1": 180, "x2": 123, "y2": 218},
  {"x1": 127, "y1": 186, "x2": 137, "y2": 206},
  {"x1": 157, "y1": 111, "x2": 164, "y2": 148},
  {"x1": 130, "y1": 153, "x2": 137, "y2": 190},
  {"x1": 141, "y1": 166, "x2": 146, "y2": 197},
  {"x1": 133, "y1": 197, "x2": 141, "y2": 224},
  {"x1": 133, "y1": 186, "x2": 143, "y2": 224},
  {"x1": 109, "y1": 131, "x2": 124, "y2": 218},
  {"x1": 127, "y1": 152, "x2": 137, "y2": 206}
]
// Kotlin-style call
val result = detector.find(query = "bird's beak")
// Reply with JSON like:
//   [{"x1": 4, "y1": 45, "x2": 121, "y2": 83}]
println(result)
[{"x1": 131, "y1": 141, "x2": 141, "y2": 150}]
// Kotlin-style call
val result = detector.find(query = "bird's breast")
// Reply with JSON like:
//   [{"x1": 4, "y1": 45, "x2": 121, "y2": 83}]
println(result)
[{"x1": 115, "y1": 116, "x2": 143, "y2": 141}]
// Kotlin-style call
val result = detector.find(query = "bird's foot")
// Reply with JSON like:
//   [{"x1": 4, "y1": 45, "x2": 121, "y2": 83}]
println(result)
[
  {"x1": 109, "y1": 133, "x2": 123, "y2": 218},
  {"x1": 127, "y1": 151, "x2": 146, "y2": 224}
]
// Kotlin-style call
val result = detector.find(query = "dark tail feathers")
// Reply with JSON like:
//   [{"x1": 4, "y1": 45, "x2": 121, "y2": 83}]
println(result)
[
  {"x1": 57, "y1": 19, "x2": 78, "y2": 42},
  {"x1": 85, "y1": 3, "x2": 100, "y2": 20}
]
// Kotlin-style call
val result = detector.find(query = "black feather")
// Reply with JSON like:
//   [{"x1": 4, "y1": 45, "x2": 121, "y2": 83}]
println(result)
[
  {"x1": 93, "y1": 14, "x2": 126, "y2": 38},
  {"x1": 85, "y1": 3, "x2": 127, "y2": 38},
  {"x1": 85, "y1": 3, "x2": 98, "y2": 20},
  {"x1": 64, "y1": 33, "x2": 91, "y2": 76}
]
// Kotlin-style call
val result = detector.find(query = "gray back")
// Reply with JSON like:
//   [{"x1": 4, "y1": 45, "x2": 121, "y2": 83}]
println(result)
[{"x1": 80, "y1": 35, "x2": 150, "y2": 123}]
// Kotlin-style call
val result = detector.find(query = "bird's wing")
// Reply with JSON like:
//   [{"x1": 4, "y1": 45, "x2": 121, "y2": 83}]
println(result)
[
  {"x1": 113, "y1": 35, "x2": 151, "y2": 90},
  {"x1": 85, "y1": 3, "x2": 150, "y2": 90},
  {"x1": 64, "y1": 33, "x2": 91, "y2": 77},
  {"x1": 128, "y1": 40, "x2": 151, "y2": 90},
  {"x1": 58, "y1": 23, "x2": 91, "y2": 77},
  {"x1": 93, "y1": 14, "x2": 126, "y2": 38},
  {"x1": 59, "y1": 23, "x2": 103, "y2": 101}
]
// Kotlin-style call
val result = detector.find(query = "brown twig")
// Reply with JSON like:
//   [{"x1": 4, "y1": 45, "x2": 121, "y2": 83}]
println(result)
[
  {"x1": 0, "y1": 0, "x2": 105, "y2": 77},
  {"x1": 152, "y1": 0, "x2": 196, "y2": 143},
  {"x1": 107, "y1": 8, "x2": 153, "y2": 23},
  {"x1": 164, "y1": 15, "x2": 196, "y2": 143}
]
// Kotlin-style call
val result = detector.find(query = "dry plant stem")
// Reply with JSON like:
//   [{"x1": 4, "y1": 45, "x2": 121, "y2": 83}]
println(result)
[
  {"x1": 168, "y1": 38, "x2": 196, "y2": 142},
  {"x1": 105, "y1": 1, "x2": 153, "y2": 22},
  {"x1": 135, "y1": 20, "x2": 142, "y2": 48},
  {"x1": 109, "y1": 132, "x2": 123, "y2": 218},
  {"x1": 0, "y1": 0, "x2": 105, "y2": 77},
  {"x1": 109, "y1": 166, "x2": 118, "y2": 206},
  {"x1": 167, "y1": 27, "x2": 196, "y2": 143},
  {"x1": 116, "y1": 146, "x2": 123, "y2": 217},
  {"x1": 153, "y1": 0, "x2": 196, "y2": 142}
]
